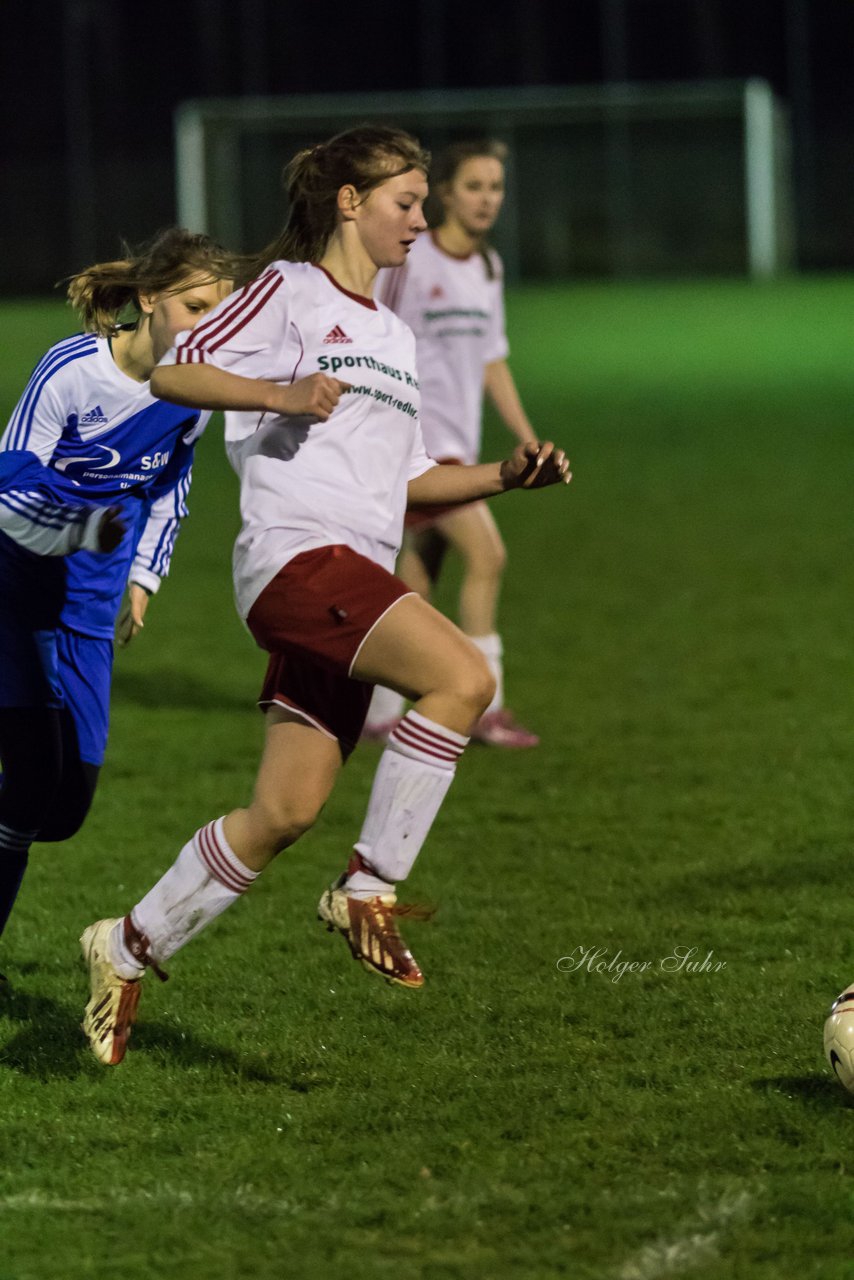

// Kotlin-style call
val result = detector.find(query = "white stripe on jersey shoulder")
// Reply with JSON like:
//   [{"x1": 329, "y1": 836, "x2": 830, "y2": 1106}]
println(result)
[
  {"x1": 23, "y1": 334, "x2": 100, "y2": 392},
  {"x1": 30, "y1": 332, "x2": 99, "y2": 375},
  {"x1": 4, "y1": 333, "x2": 99, "y2": 453}
]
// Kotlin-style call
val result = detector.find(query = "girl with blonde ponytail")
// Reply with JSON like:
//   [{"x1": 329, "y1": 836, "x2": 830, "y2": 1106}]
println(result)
[{"x1": 0, "y1": 228, "x2": 236, "y2": 954}]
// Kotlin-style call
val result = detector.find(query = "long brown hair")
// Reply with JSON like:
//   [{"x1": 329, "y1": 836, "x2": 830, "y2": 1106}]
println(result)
[
  {"x1": 244, "y1": 125, "x2": 430, "y2": 281},
  {"x1": 66, "y1": 227, "x2": 240, "y2": 337},
  {"x1": 431, "y1": 139, "x2": 508, "y2": 280}
]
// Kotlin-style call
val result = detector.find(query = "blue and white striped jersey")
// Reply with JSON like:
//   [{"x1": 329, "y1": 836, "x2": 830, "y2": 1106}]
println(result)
[{"x1": 0, "y1": 332, "x2": 211, "y2": 638}]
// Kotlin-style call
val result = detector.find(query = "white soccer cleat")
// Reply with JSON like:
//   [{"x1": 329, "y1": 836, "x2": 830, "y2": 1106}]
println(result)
[{"x1": 80, "y1": 918, "x2": 142, "y2": 1066}]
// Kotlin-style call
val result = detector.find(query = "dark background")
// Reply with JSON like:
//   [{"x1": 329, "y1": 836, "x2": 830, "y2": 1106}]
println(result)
[{"x1": 2, "y1": 0, "x2": 852, "y2": 292}]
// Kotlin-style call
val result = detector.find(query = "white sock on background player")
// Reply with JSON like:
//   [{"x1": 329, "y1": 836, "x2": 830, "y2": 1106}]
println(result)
[
  {"x1": 364, "y1": 683, "x2": 406, "y2": 730},
  {"x1": 108, "y1": 817, "x2": 258, "y2": 978},
  {"x1": 346, "y1": 709, "x2": 468, "y2": 896},
  {"x1": 470, "y1": 632, "x2": 504, "y2": 714}
]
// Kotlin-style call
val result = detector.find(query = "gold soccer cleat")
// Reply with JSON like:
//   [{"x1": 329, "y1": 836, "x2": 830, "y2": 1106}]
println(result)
[
  {"x1": 318, "y1": 879, "x2": 425, "y2": 989},
  {"x1": 80, "y1": 918, "x2": 142, "y2": 1066}
]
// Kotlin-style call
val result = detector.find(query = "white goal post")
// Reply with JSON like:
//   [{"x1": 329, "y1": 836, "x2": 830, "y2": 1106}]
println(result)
[{"x1": 175, "y1": 80, "x2": 794, "y2": 280}]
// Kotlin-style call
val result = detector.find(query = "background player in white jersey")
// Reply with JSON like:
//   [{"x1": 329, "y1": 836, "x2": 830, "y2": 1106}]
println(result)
[
  {"x1": 365, "y1": 140, "x2": 543, "y2": 748},
  {"x1": 0, "y1": 229, "x2": 235, "y2": 951},
  {"x1": 79, "y1": 126, "x2": 569, "y2": 1066}
]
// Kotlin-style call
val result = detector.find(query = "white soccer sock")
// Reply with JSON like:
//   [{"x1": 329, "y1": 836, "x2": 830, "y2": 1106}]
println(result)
[
  {"x1": 347, "y1": 710, "x2": 468, "y2": 892},
  {"x1": 365, "y1": 683, "x2": 406, "y2": 729},
  {"x1": 108, "y1": 817, "x2": 258, "y2": 978},
  {"x1": 470, "y1": 632, "x2": 504, "y2": 712}
]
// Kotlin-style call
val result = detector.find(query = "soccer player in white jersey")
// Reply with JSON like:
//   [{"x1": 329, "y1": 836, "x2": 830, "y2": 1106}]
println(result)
[
  {"x1": 79, "y1": 126, "x2": 570, "y2": 1066},
  {"x1": 365, "y1": 140, "x2": 543, "y2": 748},
  {"x1": 0, "y1": 229, "x2": 235, "y2": 953}
]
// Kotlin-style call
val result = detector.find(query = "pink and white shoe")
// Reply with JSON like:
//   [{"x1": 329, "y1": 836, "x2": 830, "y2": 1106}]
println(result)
[
  {"x1": 471, "y1": 709, "x2": 540, "y2": 749},
  {"x1": 360, "y1": 718, "x2": 401, "y2": 744}
]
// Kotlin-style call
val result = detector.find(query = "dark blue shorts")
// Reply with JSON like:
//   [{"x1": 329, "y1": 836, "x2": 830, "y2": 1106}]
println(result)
[
  {"x1": 0, "y1": 619, "x2": 113, "y2": 766},
  {"x1": 0, "y1": 613, "x2": 62, "y2": 708}
]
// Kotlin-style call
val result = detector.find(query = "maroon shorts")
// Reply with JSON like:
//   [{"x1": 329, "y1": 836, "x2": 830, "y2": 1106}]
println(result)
[
  {"x1": 405, "y1": 457, "x2": 470, "y2": 531},
  {"x1": 246, "y1": 545, "x2": 413, "y2": 757}
]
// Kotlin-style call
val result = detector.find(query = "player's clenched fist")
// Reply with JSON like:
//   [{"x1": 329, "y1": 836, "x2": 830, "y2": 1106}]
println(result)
[
  {"x1": 500, "y1": 441, "x2": 571, "y2": 491},
  {"x1": 96, "y1": 505, "x2": 127, "y2": 553},
  {"x1": 275, "y1": 373, "x2": 352, "y2": 421}
]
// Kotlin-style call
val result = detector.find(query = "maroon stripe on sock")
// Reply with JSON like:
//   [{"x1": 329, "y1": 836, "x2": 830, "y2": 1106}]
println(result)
[
  {"x1": 391, "y1": 731, "x2": 460, "y2": 763},
  {"x1": 205, "y1": 822, "x2": 255, "y2": 892},
  {"x1": 391, "y1": 718, "x2": 462, "y2": 763},
  {"x1": 196, "y1": 822, "x2": 252, "y2": 894},
  {"x1": 195, "y1": 823, "x2": 238, "y2": 891},
  {"x1": 402, "y1": 714, "x2": 464, "y2": 750},
  {"x1": 394, "y1": 715, "x2": 463, "y2": 754}
]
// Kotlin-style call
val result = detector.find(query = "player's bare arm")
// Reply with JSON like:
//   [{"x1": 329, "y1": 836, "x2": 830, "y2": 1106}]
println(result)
[
  {"x1": 116, "y1": 582, "x2": 152, "y2": 648},
  {"x1": 484, "y1": 358, "x2": 538, "y2": 445},
  {"x1": 151, "y1": 365, "x2": 351, "y2": 422},
  {"x1": 408, "y1": 441, "x2": 571, "y2": 507}
]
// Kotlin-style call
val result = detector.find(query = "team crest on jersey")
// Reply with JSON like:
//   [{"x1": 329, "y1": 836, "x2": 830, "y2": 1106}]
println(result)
[
  {"x1": 429, "y1": 285, "x2": 444, "y2": 299},
  {"x1": 322, "y1": 325, "x2": 353, "y2": 344},
  {"x1": 80, "y1": 404, "x2": 108, "y2": 425},
  {"x1": 54, "y1": 443, "x2": 121, "y2": 474}
]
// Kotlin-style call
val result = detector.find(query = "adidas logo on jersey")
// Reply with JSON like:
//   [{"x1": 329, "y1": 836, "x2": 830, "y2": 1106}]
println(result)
[
  {"x1": 322, "y1": 325, "x2": 353, "y2": 344},
  {"x1": 80, "y1": 404, "x2": 108, "y2": 424}
]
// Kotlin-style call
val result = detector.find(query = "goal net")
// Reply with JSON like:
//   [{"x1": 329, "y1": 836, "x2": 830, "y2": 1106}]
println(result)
[{"x1": 175, "y1": 81, "x2": 794, "y2": 281}]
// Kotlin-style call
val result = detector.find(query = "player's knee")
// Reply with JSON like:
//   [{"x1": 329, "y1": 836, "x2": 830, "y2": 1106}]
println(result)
[
  {"x1": 479, "y1": 533, "x2": 506, "y2": 578},
  {"x1": 453, "y1": 651, "x2": 495, "y2": 717},
  {"x1": 37, "y1": 807, "x2": 89, "y2": 843},
  {"x1": 491, "y1": 538, "x2": 507, "y2": 577},
  {"x1": 258, "y1": 796, "x2": 323, "y2": 851},
  {"x1": 35, "y1": 764, "x2": 98, "y2": 843},
  {"x1": 0, "y1": 776, "x2": 63, "y2": 837},
  {"x1": 464, "y1": 536, "x2": 506, "y2": 580},
  {"x1": 473, "y1": 666, "x2": 497, "y2": 716}
]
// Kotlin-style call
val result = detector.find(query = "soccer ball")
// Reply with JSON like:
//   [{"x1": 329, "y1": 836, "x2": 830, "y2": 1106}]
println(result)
[{"x1": 823, "y1": 984, "x2": 854, "y2": 1093}]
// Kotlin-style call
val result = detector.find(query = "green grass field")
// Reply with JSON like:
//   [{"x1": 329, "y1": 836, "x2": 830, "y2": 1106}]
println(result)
[{"x1": 1, "y1": 277, "x2": 853, "y2": 1279}]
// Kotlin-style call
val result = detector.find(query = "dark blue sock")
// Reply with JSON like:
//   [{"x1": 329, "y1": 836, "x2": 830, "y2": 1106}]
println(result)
[
  {"x1": 0, "y1": 852, "x2": 28, "y2": 937},
  {"x1": 0, "y1": 822, "x2": 35, "y2": 937}
]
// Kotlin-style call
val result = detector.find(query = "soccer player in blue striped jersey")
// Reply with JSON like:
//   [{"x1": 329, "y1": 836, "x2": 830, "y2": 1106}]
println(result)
[{"x1": 0, "y1": 228, "x2": 236, "y2": 951}]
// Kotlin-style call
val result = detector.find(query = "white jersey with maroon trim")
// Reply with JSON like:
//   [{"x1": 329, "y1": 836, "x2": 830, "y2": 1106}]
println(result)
[
  {"x1": 377, "y1": 232, "x2": 510, "y2": 465},
  {"x1": 163, "y1": 261, "x2": 435, "y2": 619}
]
